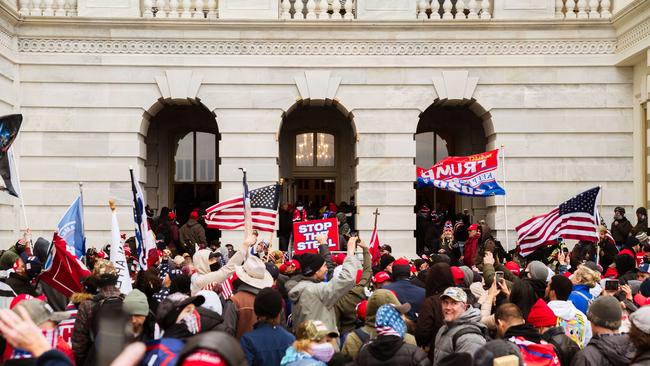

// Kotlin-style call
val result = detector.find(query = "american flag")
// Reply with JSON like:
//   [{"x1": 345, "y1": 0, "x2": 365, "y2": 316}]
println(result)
[
  {"x1": 204, "y1": 184, "x2": 280, "y2": 232},
  {"x1": 516, "y1": 187, "x2": 600, "y2": 257}
]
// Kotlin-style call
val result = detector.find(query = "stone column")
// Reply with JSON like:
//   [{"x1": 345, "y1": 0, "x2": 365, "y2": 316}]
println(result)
[
  {"x1": 215, "y1": 108, "x2": 282, "y2": 246},
  {"x1": 353, "y1": 109, "x2": 420, "y2": 258}
]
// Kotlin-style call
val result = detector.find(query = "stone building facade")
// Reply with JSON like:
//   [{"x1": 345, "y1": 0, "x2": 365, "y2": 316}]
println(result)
[{"x1": 0, "y1": 0, "x2": 649, "y2": 256}]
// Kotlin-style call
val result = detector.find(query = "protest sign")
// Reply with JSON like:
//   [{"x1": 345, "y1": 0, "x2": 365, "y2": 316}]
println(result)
[
  {"x1": 416, "y1": 149, "x2": 506, "y2": 196},
  {"x1": 293, "y1": 218, "x2": 339, "y2": 254}
]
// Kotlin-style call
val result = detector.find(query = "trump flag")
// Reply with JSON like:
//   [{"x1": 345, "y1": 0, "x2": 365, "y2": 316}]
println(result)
[{"x1": 416, "y1": 149, "x2": 506, "y2": 196}]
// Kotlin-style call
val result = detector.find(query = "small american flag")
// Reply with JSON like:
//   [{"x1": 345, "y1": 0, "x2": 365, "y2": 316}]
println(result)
[
  {"x1": 204, "y1": 184, "x2": 280, "y2": 232},
  {"x1": 516, "y1": 187, "x2": 600, "y2": 257}
]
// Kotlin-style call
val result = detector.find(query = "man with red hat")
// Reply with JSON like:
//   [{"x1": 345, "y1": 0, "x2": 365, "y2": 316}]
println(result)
[
  {"x1": 527, "y1": 298, "x2": 580, "y2": 366},
  {"x1": 462, "y1": 224, "x2": 480, "y2": 267},
  {"x1": 383, "y1": 258, "x2": 425, "y2": 320},
  {"x1": 179, "y1": 210, "x2": 206, "y2": 254}
]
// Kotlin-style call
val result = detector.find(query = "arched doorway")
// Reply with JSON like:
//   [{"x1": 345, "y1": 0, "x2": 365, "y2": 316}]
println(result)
[
  {"x1": 143, "y1": 99, "x2": 219, "y2": 236},
  {"x1": 414, "y1": 100, "x2": 488, "y2": 254},
  {"x1": 278, "y1": 100, "x2": 357, "y2": 222}
]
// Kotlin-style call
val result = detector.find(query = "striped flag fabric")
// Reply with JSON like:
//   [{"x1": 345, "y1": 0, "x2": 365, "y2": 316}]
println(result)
[
  {"x1": 130, "y1": 169, "x2": 156, "y2": 270},
  {"x1": 369, "y1": 226, "x2": 380, "y2": 266},
  {"x1": 516, "y1": 187, "x2": 600, "y2": 257},
  {"x1": 204, "y1": 184, "x2": 280, "y2": 232}
]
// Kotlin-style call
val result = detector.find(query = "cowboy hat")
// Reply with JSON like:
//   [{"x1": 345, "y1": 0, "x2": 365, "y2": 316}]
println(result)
[{"x1": 235, "y1": 256, "x2": 273, "y2": 289}]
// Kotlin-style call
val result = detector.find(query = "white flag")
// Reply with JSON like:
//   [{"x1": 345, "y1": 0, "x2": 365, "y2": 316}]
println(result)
[{"x1": 111, "y1": 208, "x2": 132, "y2": 294}]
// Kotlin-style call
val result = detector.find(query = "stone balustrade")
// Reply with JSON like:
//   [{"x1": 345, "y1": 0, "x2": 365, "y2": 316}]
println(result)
[
  {"x1": 417, "y1": 0, "x2": 491, "y2": 20},
  {"x1": 555, "y1": 0, "x2": 611, "y2": 19},
  {"x1": 281, "y1": 0, "x2": 355, "y2": 20},
  {"x1": 142, "y1": 0, "x2": 217, "y2": 18},
  {"x1": 17, "y1": 0, "x2": 77, "y2": 16}
]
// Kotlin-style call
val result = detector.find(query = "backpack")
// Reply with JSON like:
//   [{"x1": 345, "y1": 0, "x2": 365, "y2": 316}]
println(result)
[
  {"x1": 511, "y1": 337, "x2": 560, "y2": 366},
  {"x1": 90, "y1": 295, "x2": 124, "y2": 340},
  {"x1": 555, "y1": 313, "x2": 588, "y2": 348},
  {"x1": 541, "y1": 328, "x2": 580, "y2": 366},
  {"x1": 352, "y1": 328, "x2": 371, "y2": 347}
]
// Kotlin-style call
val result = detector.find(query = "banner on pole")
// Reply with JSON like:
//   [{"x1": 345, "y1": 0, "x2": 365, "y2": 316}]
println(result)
[
  {"x1": 292, "y1": 218, "x2": 339, "y2": 255},
  {"x1": 57, "y1": 196, "x2": 85, "y2": 259},
  {"x1": 111, "y1": 207, "x2": 133, "y2": 294},
  {"x1": 416, "y1": 149, "x2": 506, "y2": 196}
]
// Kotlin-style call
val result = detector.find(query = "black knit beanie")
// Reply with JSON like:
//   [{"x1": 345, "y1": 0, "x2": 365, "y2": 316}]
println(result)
[
  {"x1": 379, "y1": 254, "x2": 395, "y2": 271},
  {"x1": 254, "y1": 287, "x2": 283, "y2": 319},
  {"x1": 299, "y1": 253, "x2": 325, "y2": 277}
]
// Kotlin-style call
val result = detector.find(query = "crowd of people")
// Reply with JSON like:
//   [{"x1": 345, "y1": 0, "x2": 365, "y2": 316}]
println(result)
[{"x1": 0, "y1": 204, "x2": 648, "y2": 366}]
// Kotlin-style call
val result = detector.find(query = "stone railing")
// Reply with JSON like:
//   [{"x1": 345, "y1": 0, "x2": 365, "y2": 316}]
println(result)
[
  {"x1": 555, "y1": 0, "x2": 611, "y2": 19},
  {"x1": 142, "y1": 0, "x2": 217, "y2": 19},
  {"x1": 417, "y1": 0, "x2": 491, "y2": 20},
  {"x1": 17, "y1": 0, "x2": 78, "y2": 16},
  {"x1": 280, "y1": 0, "x2": 355, "y2": 20}
]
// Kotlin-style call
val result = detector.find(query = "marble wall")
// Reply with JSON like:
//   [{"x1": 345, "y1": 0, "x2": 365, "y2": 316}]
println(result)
[{"x1": 0, "y1": 16, "x2": 644, "y2": 257}]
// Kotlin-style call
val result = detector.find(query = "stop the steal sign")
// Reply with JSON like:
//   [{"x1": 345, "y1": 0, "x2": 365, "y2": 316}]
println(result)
[{"x1": 293, "y1": 218, "x2": 339, "y2": 254}]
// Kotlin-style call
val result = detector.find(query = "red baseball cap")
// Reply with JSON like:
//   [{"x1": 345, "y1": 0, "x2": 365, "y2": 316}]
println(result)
[
  {"x1": 468, "y1": 224, "x2": 479, "y2": 231},
  {"x1": 332, "y1": 254, "x2": 346, "y2": 266},
  {"x1": 190, "y1": 211, "x2": 199, "y2": 219},
  {"x1": 356, "y1": 300, "x2": 368, "y2": 321},
  {"x1": 504, "y1": 261, "x2": 521, "y2": 276},
  {"x1": 451, "y1": 266, "x2": 465, "y2": 285},
  {"x1": 393, "y1": 257, "x2": 410, "y2": 267},
  {"x1": 372, "y1": 271, "x2": 391, "y2": 284},
  {"x1": 180, "y1": 350, "x2": 226, "y2": 366}
]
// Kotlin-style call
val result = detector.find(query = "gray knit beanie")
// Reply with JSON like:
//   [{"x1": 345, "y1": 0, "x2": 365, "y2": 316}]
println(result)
[
  {"x1": 587, "y1": 296, "x2": 622, "y2": 330},
  {"x1": 123, "y1": 289, "x2": 149, "y2": 316},
  {"x1": 527, "y1": 261, "x2": 549, "y2": 281}
]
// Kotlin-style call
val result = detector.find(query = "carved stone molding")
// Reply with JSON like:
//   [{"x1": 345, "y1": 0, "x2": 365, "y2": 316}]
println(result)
[
  {"x1": 155, "y1": 70, "x2": 203, "y2": 100},
  {"x1": 17, "y1": 38, "x2": 617, "y2": 56},
  {"x1": 617, "y1": 18, "x2": 650, "y2": 52},
  {"x1": 432, "y1": 71, "x2": 479, "y2": 101},
  {"x1": 0, "y1": 27, "x2": 12, "y2": 51},
  {"x1": 295, "y1": 71, "x2": 341, "y2": 101}
]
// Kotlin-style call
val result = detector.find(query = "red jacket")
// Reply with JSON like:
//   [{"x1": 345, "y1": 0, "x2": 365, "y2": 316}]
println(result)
[{"x1": 463, "y1": 235, "x2": 480, "y2": 267}]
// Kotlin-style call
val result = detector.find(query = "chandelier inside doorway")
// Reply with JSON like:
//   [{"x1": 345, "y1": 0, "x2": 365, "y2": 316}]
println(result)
[{"x1": 296, "y1": 132, "x2": 335, "y2": 167}]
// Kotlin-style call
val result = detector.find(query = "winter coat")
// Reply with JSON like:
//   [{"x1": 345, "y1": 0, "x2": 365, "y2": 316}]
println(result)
[
  {"x1": 463, "y1": 235, "x2": 480, "y2": 267},
  {"x1": 382, "y1": 280, "x2": 425, "y2": 321},
  {"x1": 568, "y1": 284, "x2": 593, "y2": 315},
  {"x1": 341, "y1": 289, "x2": 417, "y2": 360},
  {"x1": 335, "y1": 247, "x2": 372, "y2": 334},
  {"x1": 285, "y1": 247, "x2": 360, "y2": 332},
  {"x1": 5, "y1": 272, "x2": 38, "y2": 296},
  {"x1": 414, "y1": 294, "x2": 444, "y2": 359},
  {"x1": 630, "y1": 349, "x2": 650, "y2": 366},
  {"x1": 432, "y1": 306, "x2": 488, "y2": 365},
  {"x1": 71, "y1": 286, "x2": 122, "y2": 366},
  {"x1": 570, "y1": 333, "x2": 636, "y2": 366},
  {"x1": 280, "y1": 347, "x2": 326, "y2": 366},
  {"x1": 542, "y1": 326, "x2": 581, "y2": 366},
  {"x1": 504, "y1": 323, "x2": 543, "y2": 343},
  {"x1": 633, "y1": 218, "x2": 648, "y2": 235},
  {"x1": 548, "y1": 300, "x2": 592, "y2": 349},
  {"x1": 223, "y1": 283, "x2": 262, "y2": 338},
  {"x1": 611, "y1": 218, "x2": 632, "y2": 244},
  {"x1": 598, "y1": 238, "x2": 618, "y2": 270},
  {"x1": 357, "y1": 335, "x2": 431, "y2": 366},
  {"x1": 240, "y1": 322, "x2": 295, "y2": 366},
  {"x1": 190, "y1": 248, "x2": 244, "y2": 295},
  {"x1": 179, "y1": 219, "x2": 207, "y2": 247}
]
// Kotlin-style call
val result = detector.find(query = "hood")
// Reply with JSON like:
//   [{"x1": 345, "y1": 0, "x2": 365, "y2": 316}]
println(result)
[
  {"x1": 185, "y1": 219, "x2": 200, "y2": 227},
  {"x1": 367, "y1": 335, "x2": 404, "y2": 361},
  {"x1": 589, "y1": 334, "x2": 636, "y2": 366},
  {"x1": 336, "y1": 212, "x2": 347, "y2": 224},
  {"x1": 459, "y1": 266, "x2": 473, "y2": 288},
  {"x1": 547, "y1": 300, "x2": 578, "y2": 320},
  {"x1": 504, "y1": 323, "x2": 542, "y2": 343},
  {"x1": 455, "y1": 306, "x2": 483, "y2": 325},
  {"x1": 33, "y1": 238, "x2": 50, "y2": 263},
  {"x1": 365, "y1": 289, "x2": 402, "y2": 327},
  {"x1": 193, "y1": 249, "x2": 212, "y2": 275}
]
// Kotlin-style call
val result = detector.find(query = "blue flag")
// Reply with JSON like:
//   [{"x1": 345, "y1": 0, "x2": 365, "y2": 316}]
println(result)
[{"x1": 57, "y1": 196, "x2": 85, "y2": 258}]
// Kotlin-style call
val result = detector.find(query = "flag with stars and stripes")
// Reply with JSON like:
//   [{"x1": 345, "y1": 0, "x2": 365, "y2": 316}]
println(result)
[
  {"x1": 516, "y1": 187, "x2": 600, "y2": 257},
  {"x1": 204, "y1": 184, "x2": 281, "y2": 232}
]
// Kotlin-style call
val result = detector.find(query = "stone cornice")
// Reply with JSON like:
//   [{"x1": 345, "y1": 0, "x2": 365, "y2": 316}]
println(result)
[
  {"x1": 617, "y1": 17, "x2": 650, "y2": 53},
  {"x1": 17, "y1": 37, "x2": 617, "y2": 56}
]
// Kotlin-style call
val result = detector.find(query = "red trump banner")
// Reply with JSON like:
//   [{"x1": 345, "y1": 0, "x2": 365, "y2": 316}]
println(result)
[
  {"x1": 416, "y1": 149, "x2": 506, "y2": 196},
  {"x1": 293, "y1": 218, "x2": 339, "y2": 255}
]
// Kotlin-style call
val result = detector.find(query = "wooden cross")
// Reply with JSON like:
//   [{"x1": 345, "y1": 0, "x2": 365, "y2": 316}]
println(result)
[{"x1": 373, "y1": 208, "x2": 380, "y2": 229}]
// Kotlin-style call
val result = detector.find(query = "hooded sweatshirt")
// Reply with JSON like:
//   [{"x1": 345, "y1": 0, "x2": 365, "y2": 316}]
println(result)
[
  {"x1": 547, "y1": 300, "x2": 592, "y2": 348},
  {"x1": 432, "y1": 306, "x2": 488, "y2": 365},
  {"x1": 571, "y1": 333, "x2": 636, "y2": 366},
  {"x1": 190, "y1": 249, "x2": 244, "y2": 295}
]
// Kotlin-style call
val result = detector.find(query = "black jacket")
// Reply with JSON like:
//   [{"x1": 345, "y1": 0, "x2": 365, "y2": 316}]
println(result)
[
  {"x1": 542, "y1": 326, "x2": 580, "y2": 366},
  {"x1": 5, "y1": 272, "x2": 38, "y2": 296},
  {"x1": 357, "y1": 335, "x2": 431, "y2": 366},
  {"x1": 570, "y1": 333, "x2": 636, "y2": 366}
]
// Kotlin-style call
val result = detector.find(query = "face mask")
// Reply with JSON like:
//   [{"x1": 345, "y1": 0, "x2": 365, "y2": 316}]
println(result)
[
  {"x1": 641, "y1": 215, "x2": 646, "y2": 221},
  {"x1": 310, "y1": 342, "x2": 335, "y2": 362},
  {"x1": 210, "y1": 262, "x2": 221, "y2": 272},
  {"x1": 615, "y1": 213, "x2": 623, "y2": 220},
  {"x1": 180, "y1": 309, "x2": 201, "y2": 335},
  {"x1": 297, "y1": 206, "x2": 303, "y2": 211}
]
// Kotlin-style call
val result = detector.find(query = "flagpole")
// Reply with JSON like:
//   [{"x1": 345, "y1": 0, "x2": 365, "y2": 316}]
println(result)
[
  {"x1": 79, "y1": 181, "x2": 86, "y2": 252},
  {"x1": 10, "y1": 146, "x2": 31, "y2": 251},
  {"x1": 239, "y1": 168, "x2": 251, "y2": 238},
  {"x1": 501, "y1": 145, "x2": 510, "y2": 252},
  {"x1": 597, "y1": 185, "x2": 603, "y2": 265}
]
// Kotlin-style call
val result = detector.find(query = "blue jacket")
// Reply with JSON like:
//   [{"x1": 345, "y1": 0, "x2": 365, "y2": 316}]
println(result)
[
  {"x1": 241, "y1": 322, "x2": 295, "y2": 366},
  {"x1": 280, "y1": 347, "x2": 326, "y2": 366},
  {"x1": 383, "y1": 280, "x2": 425, "y2": 320},
  {"x1": 569, "y1": 284, "x2": 593, "y2": 314}
]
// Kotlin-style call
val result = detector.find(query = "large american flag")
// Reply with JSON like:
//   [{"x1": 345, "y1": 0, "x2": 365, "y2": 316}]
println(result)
[
  {"x1": 204, "y1": 184, "x2": 280, "y2": 232},
  {"x1": 516, "y1": 187, "x2": 600, "y2": 257}
]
